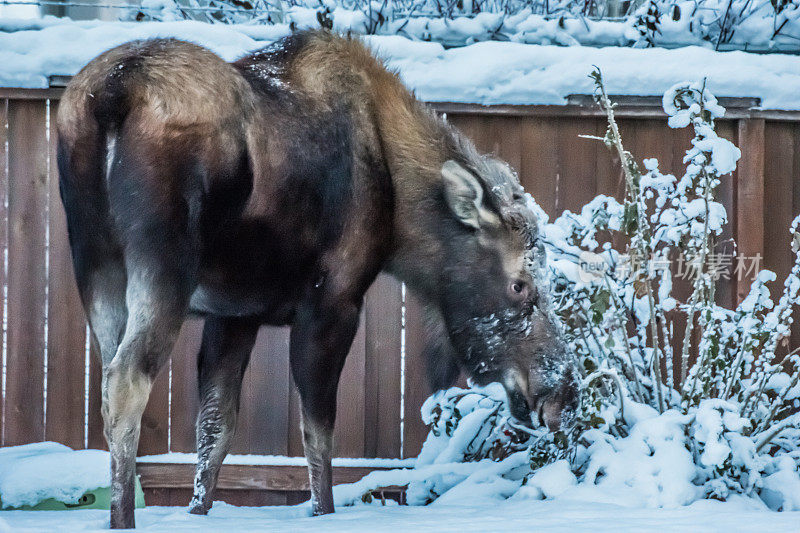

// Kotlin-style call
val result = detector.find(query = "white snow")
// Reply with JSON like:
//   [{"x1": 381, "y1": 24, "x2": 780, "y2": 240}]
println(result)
[
  {"x1": 2, "y1": 439, "x2": 798, "y2": 531},
  {"x1": 2, "y1": 18, "x2": 800, "y2": 109},
  {"x1": 1, "y1": 495, "x2": 799, "y2": 532},
  {"x1": 0, "y1": 443, "x2": 110, "y2": 509},
  {"x1": 520, "y1": 460, "x2": 577, "y2": 500}
]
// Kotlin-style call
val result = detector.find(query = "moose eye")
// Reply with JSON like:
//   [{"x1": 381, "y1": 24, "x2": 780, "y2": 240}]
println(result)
[{"x1": 511, "y1": 281, "x2": 524, "y2": 294}]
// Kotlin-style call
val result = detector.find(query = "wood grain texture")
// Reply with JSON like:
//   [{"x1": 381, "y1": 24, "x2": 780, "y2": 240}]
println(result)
[
  {"x1": 137, "y1": 462, "x2": 394, "y2": 491},
  {"x1": 231, "y1": 326, "x2": 292, "y2": 455},
  {"x1": 45, "y1": 100, "x2": 88, "y2": 449},
  {"x1": 760, "y1": 122, "x2": 799, "y2": 355},
  {"x1": 555, "y1": 116, "x2": 599, "y2": 214},
  {"x1": 518, "y1": 117, "x2": 559, "y2": 214},
  {"x1": 401, "y1": 291, "x2": 430, "y2": 459},
  {"x1": 364, "y1": 274, "x2": 402, "y2": 458},
  {"x1": 87, "y1": 341, "x2": 107, "y2": 450},
  {"x1": 287, "y1": 386, "x2": 304, "y2": 457},
  {"x1": 0, "y1": 99, "x2": 6, "y2": 444},
  {"x1": 736, "y1": 119, "x2": 766, "y2": 304},
  {"x1": 4, "y1": 99, "x2": 48, "y2": 445},
  {"x1": 143, "y1": 487, "x2": 290, "y2": 507},
  {"x1": 254, "y1": 326, "x2": 292, "y2": 455},
  {"x1": 763, "y1": 123, "x2": 795, "y2": 307},
  {"x1": 232, "y1": 325, "x2": 271, "y2": 454},
  {"x1": 137, "y1": 364, "x2": 170, "y2": 455},
  {"x1": 334, "y1": 310, "x2": 366, "y2": 457},
  {"x1": 792, "y1": 124, "x2": 800, "y2": 351},
  {"x1": 167, "y1": 318, "x2": 205, "y2": 453}
]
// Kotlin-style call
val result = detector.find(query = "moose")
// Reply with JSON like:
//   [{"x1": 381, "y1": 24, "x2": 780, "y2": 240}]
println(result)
[{"x1": 56, "y1": 30, "x2": 579, "y2": 529}]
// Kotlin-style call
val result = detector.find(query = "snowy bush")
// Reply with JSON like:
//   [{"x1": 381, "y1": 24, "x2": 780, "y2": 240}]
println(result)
[
  {"x1": 128, "y1": 0, "x2": 800, "y2": 50},
  {"x1": 336, "y1": 75, "x2": 800, "y2": 512}
]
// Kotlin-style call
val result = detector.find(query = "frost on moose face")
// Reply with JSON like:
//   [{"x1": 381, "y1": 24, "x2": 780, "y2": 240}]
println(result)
[{"x1": 435, "y1": 157, "x2": 579, "y2": 431}]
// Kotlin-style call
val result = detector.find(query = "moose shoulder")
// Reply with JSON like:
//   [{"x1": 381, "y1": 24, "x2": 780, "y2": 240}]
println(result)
[{"x1": 56, "y1": 30, "x2": 579, "y2": 529}]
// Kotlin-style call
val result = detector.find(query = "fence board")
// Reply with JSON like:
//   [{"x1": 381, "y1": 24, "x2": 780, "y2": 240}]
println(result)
[
  {"x1": 255, "y1": 326, "x2": 291, "y2": 455},
  {"x1": 556, "y1": 117, "x2": 600, "y2": 213},
  {"x1": 402, "y1": 291, "x2": 430, "y2": 458},
  {"x1": 447, "y1": 115, "x2": 482, "y2": 151},
  {"x1": 138, "y1": 363, "x2": 170, "y2": 455},
  {"x1": 87, "y1": 341, "x2": 106, "y2": 450},
  {"x1": 287, "y1": 386, "x2": 303, "y2": 456},
  {"x1": 168, "y1": 318, "x2": 205, "y2": 453},
  {"x1": 714, "y1": 120, "x2": 739, "y2": 310},
  {"x1": 763, "y1": 123, "x2": 796, "y2": 305},
  {"x1": 232, "y1": 328, "x2": 269, "y2": 454},
  {"x1": 364, "y1": 274, "x2": 403, "y2": 458},
  {"x1": 763, "y1": 122, "x2": 798, "y2": 355},
  {"x1": 231, "y1": 326, "x2": 292, "y2": 455},
  {"x1": 3, "y1": 99, "x2": 48, "y2": 446},
  {"x1": 0, "y1": 98, "x2": 6, "y2": 444},
  {"x1": 594, "y1": 119, "x2": 624, "y2": 203},
  {"x1": 792, "y1": 124, "x2": 800, "y2": 351},
  {"x1": 518, "y1": 117, "x2": 559, "y2": 214},
  {"x1": 736, "y1": 119, "x2": 766, "y2": 303},
  {"x1": 334, "y1": 311, "x2": 366, "y2": 457},
  {"x1": 44, "y1": 100, "x2": 88, "y2": 449}
]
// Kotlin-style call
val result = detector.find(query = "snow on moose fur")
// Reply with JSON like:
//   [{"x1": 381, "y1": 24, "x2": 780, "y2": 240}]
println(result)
[{"x1": 337, "y1": 76, "x2": 800, "y2": 512}]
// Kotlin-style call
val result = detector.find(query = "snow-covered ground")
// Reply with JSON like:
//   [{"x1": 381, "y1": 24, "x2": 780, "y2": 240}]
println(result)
[
  {"x1": 3, "y1": 18, "x2": 800, "y2": 108},
  {"x1": 1, "y1": 498, "x2": 799, "y2": 532},
  {"x1": 0, "y1": 443, "x2": 110, "y2": 509},
  {"x1": 3, "y1": 441, "x2": 798, "y2": 532}
]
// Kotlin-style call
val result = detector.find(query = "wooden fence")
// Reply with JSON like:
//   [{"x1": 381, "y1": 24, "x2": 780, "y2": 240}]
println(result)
[{"x1": 1, "y1": 88, "x2": 798, "y2": 504}]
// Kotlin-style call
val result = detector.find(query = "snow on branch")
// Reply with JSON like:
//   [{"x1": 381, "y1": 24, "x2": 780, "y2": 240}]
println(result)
[
  {"x1": 126, "y1": 0, "x2": 800, "y2": 51},
  {"x1": 337, "y1": 73, "x2": 800, "y2": 514}
]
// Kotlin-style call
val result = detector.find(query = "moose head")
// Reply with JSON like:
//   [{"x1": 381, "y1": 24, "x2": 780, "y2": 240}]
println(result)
[{"x1": 417, "y1": 152, "x2": 579, "y2": 431}]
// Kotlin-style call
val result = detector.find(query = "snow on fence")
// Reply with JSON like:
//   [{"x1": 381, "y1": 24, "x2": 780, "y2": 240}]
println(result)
[{"x1": 0, "y1": 86, "x2": 798, "y2": 504}]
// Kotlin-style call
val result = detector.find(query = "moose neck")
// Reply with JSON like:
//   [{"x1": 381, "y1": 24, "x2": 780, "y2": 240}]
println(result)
[{"x1": 368, "y1": 76, "x2": 454, "y2": 302}]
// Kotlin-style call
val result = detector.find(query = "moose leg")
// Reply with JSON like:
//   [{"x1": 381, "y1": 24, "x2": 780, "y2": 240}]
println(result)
[
  {"x1": 290, "y1": 296, "x2": 362, "y2": 516},
  {"x1": 84, "y1": 261, "x2": 128, "y2": 365},
  {"x1": 104, "y1": 267, "x2": 189, "y2": 529},
  {"x1": 189, "y1": 317, "x2": 259, "y2": 515}
]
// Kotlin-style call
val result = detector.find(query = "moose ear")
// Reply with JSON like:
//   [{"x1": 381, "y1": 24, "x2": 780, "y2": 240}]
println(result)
[{"x1": 441, "y1": 160, "x2": 484, "y2": 229}]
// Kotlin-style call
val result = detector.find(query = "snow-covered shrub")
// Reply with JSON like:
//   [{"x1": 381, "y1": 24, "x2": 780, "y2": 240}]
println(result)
[
  {"x1": 126, "y1": 0, "x2": 800, "y2": 51},
  {"x1": 335, "y1": 74, "x2": 800, "y2": 512}
]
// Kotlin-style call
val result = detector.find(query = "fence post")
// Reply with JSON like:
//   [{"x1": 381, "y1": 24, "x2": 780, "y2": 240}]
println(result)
[
  {"x1": 402, "y1": 291, "x2": 431, "y2": 459},
  {"x1": 45, "y1": 99, "x2": 89, "y2": 449},
  {"x1": 736, "y1": 117, "x2": 765, "y2": 303},
  {"x1": 0, "y1": 99, "x2": 6, "y2": 444},
  {"x1": 4, "y1": 99, "x2": 49, "y2": 446}
]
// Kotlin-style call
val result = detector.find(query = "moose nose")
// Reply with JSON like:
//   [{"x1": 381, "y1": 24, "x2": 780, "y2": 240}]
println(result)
[
  {"x1": 527, "y1": 365, "x2": 580, "y2": 432},
  {"x1": 537, "y1": 376, "x2": 579, "y2": 432},
  {"x1": 541, "y1": 398, "x2": 569, "y2": 432}
]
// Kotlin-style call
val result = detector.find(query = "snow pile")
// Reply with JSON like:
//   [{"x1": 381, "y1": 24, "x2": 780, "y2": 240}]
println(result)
[
  {"x1": 0, "y1": 442, "x2": 110, "y2": 509},
  {"x1": 333, "y1": 386, "x2": 799, "y2": 512},
  {"x1": 2, "y1": 492, "x2": 800, "y2": 531},
  {"x1": 130, "y1": 0, "x2": 800, "y2": 52},
  {"x1": 3, "y1": 18, "x2": 800, "y2": 109}
]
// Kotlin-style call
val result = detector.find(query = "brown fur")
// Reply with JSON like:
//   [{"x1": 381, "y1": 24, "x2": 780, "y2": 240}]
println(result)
[{"x1": 57, "y1": 31, "x2": 577, "y2": 529}]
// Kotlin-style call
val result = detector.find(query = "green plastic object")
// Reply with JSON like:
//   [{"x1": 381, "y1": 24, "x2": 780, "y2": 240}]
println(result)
[{"x1": 1, "y1": 476, "x2": 145, "y2": 511}]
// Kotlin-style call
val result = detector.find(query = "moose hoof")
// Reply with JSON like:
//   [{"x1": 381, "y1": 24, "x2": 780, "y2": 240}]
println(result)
[
  {"x1": 188, "y1": 498, "x2": 211, "y2": 516},
  {"x1": 312, "y1": 503, "x2": 335, "y2": 516},
  {"x1": 109, "y1": 512, "x2": 135, "y2": 530}
]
